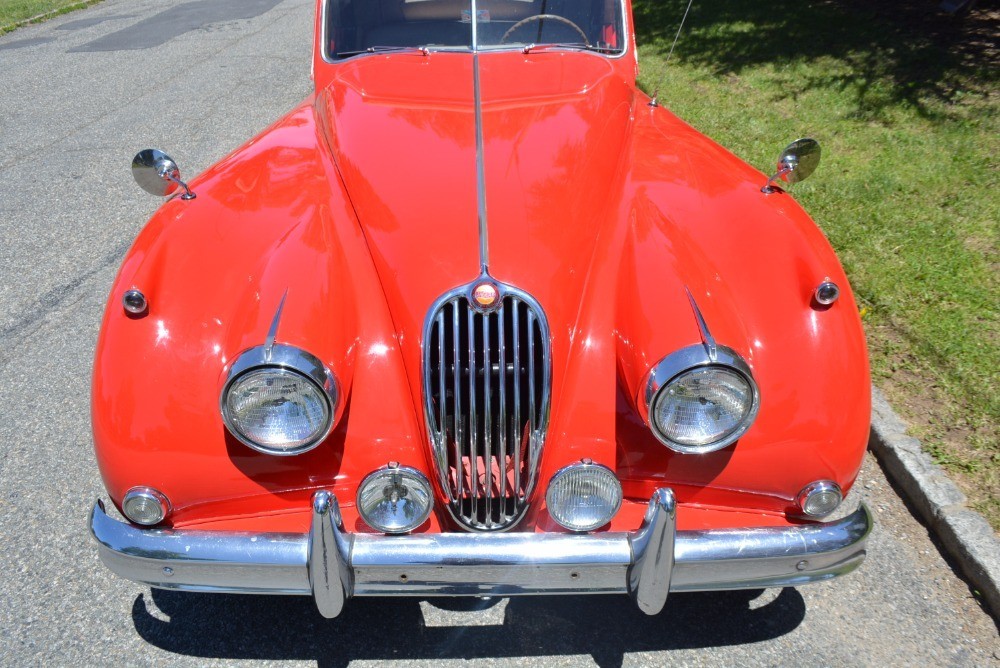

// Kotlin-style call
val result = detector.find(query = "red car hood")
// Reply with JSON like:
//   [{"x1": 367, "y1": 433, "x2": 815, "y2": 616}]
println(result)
[{"x1": 317, "y1": 52, "x2": 638, "y2": 441}]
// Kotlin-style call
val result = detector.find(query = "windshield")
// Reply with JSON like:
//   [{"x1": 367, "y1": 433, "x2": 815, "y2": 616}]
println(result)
[{"x1": 325, "y1": 0, "x2": 626, "y2": 58}]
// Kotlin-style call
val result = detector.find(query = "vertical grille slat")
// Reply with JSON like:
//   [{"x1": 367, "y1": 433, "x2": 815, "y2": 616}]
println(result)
[
  {"x1": 512, "y1": 297, "x2": 521, "y2": 499},
  {"x1": 425, "y1": 283, "x2": 549, "y2": 531},
  {"x1": 467, "y1": 306, "x2": 478, "y2": 522},
  {"x1": 452, "y1": 302, "x2": 463, "y2": 500},
  {"x1": 527, "y1": 310, "x2": 537, "y2": 439},
  {"x1": 498, "y1": 305, "x2": 507, "y2": 505},
  {"x1": 436, "y1": 310, "x2": 446, "y2": 471},
  {"x1": 482, "y1": 313, "x2": 492, "y2": 527}
]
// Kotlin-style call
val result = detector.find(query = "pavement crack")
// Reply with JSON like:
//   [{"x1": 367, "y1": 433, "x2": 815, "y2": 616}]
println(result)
[{"x1": 0, "y1": 240, "x2": 129, "y2": 347}]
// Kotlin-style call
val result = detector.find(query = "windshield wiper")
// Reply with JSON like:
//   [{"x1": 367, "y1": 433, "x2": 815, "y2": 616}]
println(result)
[
  {"x1": 335, "y1": 45, "x2": 430, "y2": 58},
  {"x1": 521, "y1": 43, "x2": 618, "y2": 55}
]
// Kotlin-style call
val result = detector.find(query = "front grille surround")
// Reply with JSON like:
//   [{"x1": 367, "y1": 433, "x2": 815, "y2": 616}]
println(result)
[{"x1": 422, "y1": 277, "x2": 551, "y2": 532}]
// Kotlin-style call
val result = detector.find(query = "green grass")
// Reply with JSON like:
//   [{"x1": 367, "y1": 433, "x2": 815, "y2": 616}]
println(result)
[
  {"x1": 634, "y1": 0, "x2": 999, "y2": 528},
  {"x1": 0, "y1": 0, "x2": 103, "y2": 34}
]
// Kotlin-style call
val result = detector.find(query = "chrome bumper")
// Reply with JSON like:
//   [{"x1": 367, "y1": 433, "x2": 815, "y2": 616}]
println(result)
[{"x1": 89, "y1": 489, "x2": 872, "y2": 618}]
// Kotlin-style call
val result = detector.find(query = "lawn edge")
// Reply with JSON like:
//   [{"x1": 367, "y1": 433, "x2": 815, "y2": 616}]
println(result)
[
  {"x1": 0, "y1": 0, "x2": 104, "y2": 35},
  {"x1": 869, "y1": 385, "x2": 1000, "y2": 620}
]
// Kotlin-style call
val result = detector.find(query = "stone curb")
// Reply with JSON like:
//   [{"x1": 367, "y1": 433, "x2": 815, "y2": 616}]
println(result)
[{"x1": 868, "y1": 386, "x2": 1000, "y2": 619}]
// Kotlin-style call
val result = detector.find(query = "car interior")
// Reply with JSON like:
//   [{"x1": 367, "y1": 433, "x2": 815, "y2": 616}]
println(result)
[{"x1": 325, "y1": 0, "x2": 623, "y2": 56}]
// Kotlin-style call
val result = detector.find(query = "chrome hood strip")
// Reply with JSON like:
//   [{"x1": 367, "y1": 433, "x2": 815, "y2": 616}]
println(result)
[
  {"x1": 472, "y1": 0, "x2": 488, "y2": 271},
  {"x1": 684, "y1": 287, "x2": 718, "y2": 362},
  {"x1": 473, "y1": 52, "x2": 489, "y2": 273}
]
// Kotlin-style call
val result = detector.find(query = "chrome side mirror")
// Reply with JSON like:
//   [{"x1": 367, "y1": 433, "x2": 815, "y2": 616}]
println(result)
[
  {"x1": 132, "y1": 149, "x2": 196, "y2": 200},
  {"x1": 762, "y1": 138, "x2": 821, "y2": 194}
]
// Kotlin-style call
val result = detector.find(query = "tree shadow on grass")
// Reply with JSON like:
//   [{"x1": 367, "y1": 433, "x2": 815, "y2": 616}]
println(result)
[
  {"x1": 633, "y1": 0, "x2": 999, "y2": 121},
  {"x1": 133, "y1": 588, "x2": 806, "y2": 667}
]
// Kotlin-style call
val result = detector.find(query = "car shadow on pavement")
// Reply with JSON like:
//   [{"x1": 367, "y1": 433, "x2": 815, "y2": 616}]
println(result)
[{"x1": 133, "y1": 587, "x2": 805, "y2": 667}]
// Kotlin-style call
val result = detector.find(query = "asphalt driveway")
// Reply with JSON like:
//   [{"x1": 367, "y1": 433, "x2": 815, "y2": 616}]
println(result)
[{"x1": 0, "y1": 1, "x2": 996, "y2": 665}]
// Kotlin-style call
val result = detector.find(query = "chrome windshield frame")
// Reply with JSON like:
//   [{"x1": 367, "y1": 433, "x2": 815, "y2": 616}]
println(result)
[{"x1": 320, "y1": 0, "x2": 631, "y2": 63}]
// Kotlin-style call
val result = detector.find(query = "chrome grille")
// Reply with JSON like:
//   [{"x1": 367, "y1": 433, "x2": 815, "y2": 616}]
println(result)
[{"x1": 424, "y1": 282, "x2": 550, "y2": 531}]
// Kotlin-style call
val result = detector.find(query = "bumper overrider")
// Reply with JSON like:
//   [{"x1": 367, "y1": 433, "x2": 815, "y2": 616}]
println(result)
[{"x1": 89, "y1": 489, "x2": 872, "y2": 618}]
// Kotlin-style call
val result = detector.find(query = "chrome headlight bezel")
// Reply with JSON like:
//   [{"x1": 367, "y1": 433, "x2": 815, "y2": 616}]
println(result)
[
  {"x1": 639, "y1": 344, "x2": 760, "y2": 454},
  {"x1": 220, "y1": 344, "x2": 338, "y2": 456}
]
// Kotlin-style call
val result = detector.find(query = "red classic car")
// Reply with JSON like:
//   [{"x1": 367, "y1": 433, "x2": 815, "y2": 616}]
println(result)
[{"x1": 90, "y1": 0, "x2": 872, "y2": 618}]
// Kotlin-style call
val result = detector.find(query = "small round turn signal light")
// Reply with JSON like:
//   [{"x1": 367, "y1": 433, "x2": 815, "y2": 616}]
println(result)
[
  {"x1": 122, "y1": 487, "x2": 170, "y2": 526},
  {"x1": 797, "y1": 481, "x2": 843, "y2": 518}
]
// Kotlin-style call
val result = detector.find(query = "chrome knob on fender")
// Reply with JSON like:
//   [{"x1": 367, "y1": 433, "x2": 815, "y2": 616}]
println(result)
[
  {"x1": 814, "y1": 281, "x2": 840, "y2": 306},
  {"x1": 122, "y1": 289, "x2": 148, "y2": 315}
]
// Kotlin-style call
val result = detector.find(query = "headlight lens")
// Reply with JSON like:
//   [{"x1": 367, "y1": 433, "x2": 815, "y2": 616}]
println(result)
[
  {"x1": 223, "y1": 367, "x2": 331, "y2": 454},
  {"x1": 652, "y1": 366, "x2": 756, "y2": 452}
]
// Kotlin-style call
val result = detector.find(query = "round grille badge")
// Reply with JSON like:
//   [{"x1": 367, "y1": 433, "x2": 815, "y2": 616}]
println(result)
[{"x1": 472, "y1": 282, "x2": 499, "y2": 309}]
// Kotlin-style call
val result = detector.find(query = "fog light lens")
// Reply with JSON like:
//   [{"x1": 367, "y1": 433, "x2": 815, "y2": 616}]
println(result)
[
  {"x1": 357, "y1": 465, "x2": 433, "y2": 534},
  {"x1": 122, "y1": 487, "x2": 170, "y2": 526},
  {"x1": 797, "y1": 481, "x2": 842, "y2": 518},
  {"x1": 546, "y1": 461, "x2": 622, "y2": 532}
]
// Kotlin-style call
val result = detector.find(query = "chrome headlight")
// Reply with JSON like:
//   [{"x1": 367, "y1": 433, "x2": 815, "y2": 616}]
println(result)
[
  {"x1": 641, "y1": 345, "x2": 760, "y2": 454},
  {"x1": 221, "y1": 344, "x2": 338, "y2": 455}
]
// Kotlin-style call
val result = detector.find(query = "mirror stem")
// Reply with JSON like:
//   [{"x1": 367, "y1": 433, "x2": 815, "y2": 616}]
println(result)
[
  {"x1": 761, "y1": 165, "x2": 793, "y2": 194},
  {"x1": 162, "y1": 170, "x2": 197, "y2": 200}
]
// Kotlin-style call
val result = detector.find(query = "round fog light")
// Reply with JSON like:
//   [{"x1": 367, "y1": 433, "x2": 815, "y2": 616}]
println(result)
[
  {"x1": 797, "y1": 481, "x2": 842, "y2": 518},
  {"x1": 546, "y1": 461, "x2": 622, "y2": 532},
  {"x1": 122, "y1": 487, "x2": 170, "y2": 526},
  {"x1": 357, "y1": 465, "x2": 433, "y2": 534}
]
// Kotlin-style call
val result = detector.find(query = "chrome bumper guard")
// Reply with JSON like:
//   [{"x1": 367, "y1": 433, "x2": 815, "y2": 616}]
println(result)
[{"x1": 89, "y1": 489, "x2": 872, "y2": 618}]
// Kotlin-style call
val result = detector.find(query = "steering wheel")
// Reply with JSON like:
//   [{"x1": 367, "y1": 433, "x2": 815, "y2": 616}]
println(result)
[{"x1": 500, "y1": 14, "x2": 590, "y2": 46}]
